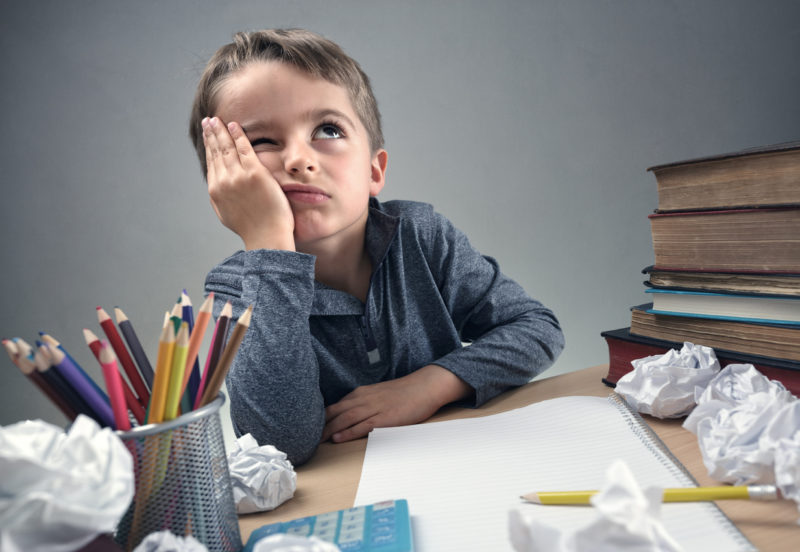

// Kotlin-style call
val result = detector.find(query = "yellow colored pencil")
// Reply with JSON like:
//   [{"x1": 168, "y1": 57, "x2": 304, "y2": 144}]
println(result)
[
  {"x1": 163, "y1": 322, "x2": 190, "y2": 421},
  {"x1": 147, "y1": 322, "x2": 175, "y2": 424},
  {"x1": 522, "y1": 484, "x2": 779, "y2": 505}
]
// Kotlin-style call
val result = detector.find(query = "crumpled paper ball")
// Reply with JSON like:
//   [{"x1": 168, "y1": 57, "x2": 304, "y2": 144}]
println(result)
[
  {"x1": 0, "y1": 415, "x2": 134, "y2": 552},
  {"x1": 509, "y1": 460, "x2": 683, "y2": 552},
  {"x1": 227, "y1": 433, "x2": 297, "y2": 513},
  {"x1": 615, "y1": 342, "x2": 720, "y2": 418},
  {"x1": 133, "y1": 530, "x2": 208, "y2": 552},
  {"x1": 252, "y1": 534, "x2": 341, "y2": 552},
  {"x1": 683, "y1": 364, "x2": 797, "y2": 485}
]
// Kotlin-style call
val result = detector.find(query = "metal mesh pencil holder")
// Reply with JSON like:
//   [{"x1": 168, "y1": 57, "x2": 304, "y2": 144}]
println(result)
[{"x1": 115, "y1": 393, "x2": 242, "y2": 551}]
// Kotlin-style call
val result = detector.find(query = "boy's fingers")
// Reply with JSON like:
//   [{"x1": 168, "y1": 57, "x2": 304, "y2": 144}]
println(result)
[
  {"x1": 226, "y1": 121, "x2": 258, "y2": 168},
  {"x1": 330, "y1": 417, "x2": 378, "y2": 443},
  {"x1": 323, "y1": 404, "x2": 369, "y2": 441},
  {"x1": 201, "y1": 118, "x2": 217, "y2": 182},
  {"x1": 207, "y1": 117, "x2": 242, "y2": 171}
]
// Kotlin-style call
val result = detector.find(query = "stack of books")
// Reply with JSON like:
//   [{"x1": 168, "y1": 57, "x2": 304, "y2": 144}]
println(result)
[{"x1": 602, "y1": 141, "x2": 800, "y2": 396}]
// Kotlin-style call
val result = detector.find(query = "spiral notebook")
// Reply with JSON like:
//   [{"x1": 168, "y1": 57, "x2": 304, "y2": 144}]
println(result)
[{"x1": 354, "y1": 394, "x2": 754, "y2": 551}]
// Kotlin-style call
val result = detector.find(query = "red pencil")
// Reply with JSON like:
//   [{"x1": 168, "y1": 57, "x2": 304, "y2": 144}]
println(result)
[
  {"x1": 98, "y1": 340, "x2": 131, "y2": 430},
  {"x1": 97, "y1": 306, "x2": 150, "y2": 406},
  {"x1": 84, "y1": 328, "x2": 145, "y2": 424}
]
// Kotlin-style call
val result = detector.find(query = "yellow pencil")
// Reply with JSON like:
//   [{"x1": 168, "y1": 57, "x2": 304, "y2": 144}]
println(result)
[
  {"x1": 163, "y1": 322, "x2": 190, "y2": 421},
  {"x1": 147, "y1": 322, "x2": 175, "y2": 424},
  {"x1": 522, "y1": 484, "x2": 779, "y2": 504}
]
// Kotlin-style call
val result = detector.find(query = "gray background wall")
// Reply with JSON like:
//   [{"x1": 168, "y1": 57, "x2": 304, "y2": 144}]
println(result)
[{"x1": 2, "y1": 1, "x2": 798, "y2": 445}]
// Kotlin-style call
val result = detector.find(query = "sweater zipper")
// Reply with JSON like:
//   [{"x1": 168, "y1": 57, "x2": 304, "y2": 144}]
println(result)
[{"x1": 359, "y1": 314, "x2": 381, "y2": 365}]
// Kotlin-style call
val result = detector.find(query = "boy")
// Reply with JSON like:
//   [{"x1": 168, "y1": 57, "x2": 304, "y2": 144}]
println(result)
[{"x1": 189, "y1": 29, "x2": 564, "y2": 465}]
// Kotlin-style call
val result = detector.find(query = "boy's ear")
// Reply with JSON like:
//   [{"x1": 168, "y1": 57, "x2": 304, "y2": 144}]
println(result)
[{"x1": 369, "y1": 149, "x2": 388, "y2": 197}]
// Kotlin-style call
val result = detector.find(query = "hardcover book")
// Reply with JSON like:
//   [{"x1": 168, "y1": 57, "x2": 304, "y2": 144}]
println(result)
[
  {"x1": 629, "y1": 304, "x2": 800, "y2": 362},
  {"x1": 645, "y1": 288, "x2": 800, "y2": 325},
  {"x1": 643, "y1": 266, "x2": 800, "y2": 297},
  {"x1": 601, "y1": 327, "x2": 800, "y2": 397},
  {"x1": 648, "y1": 141, "x2": 800, "y2": 213},
  {"x1": 649, "y1": 207, "x2": 800, "y2": 273}
]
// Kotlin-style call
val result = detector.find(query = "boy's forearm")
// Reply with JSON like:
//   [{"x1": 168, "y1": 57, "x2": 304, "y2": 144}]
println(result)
[
  {"x1": 416, "y1": 364, "x2": 474, "y2": 409},
  {"x1": 206, "y1": 249, "x2": 324, "y2": 465}
]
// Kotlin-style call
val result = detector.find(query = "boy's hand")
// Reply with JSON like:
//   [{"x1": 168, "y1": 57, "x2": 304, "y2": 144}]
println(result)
[
  {"x1": 322, "y1": 365, "x2": 472, "y2": 443},
  {"x1": 202, "y1": 117, "x2": 295, "y2": 251}
]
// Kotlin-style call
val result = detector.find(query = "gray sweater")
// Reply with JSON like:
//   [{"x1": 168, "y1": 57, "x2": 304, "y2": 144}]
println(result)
[{"x1": 205, "y1": 198, "x2": 564, "y2": 465}]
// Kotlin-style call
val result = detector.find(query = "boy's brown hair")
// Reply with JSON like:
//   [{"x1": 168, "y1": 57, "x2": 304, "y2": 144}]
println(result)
[{"x1": 188, "y1": 28, "x2": 384, "y2": 177}]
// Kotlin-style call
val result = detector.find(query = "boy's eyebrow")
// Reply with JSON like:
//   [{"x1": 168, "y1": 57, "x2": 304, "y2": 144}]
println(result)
[{"x1": 240, "y1": 108, "x2": 358, "y2": 136}]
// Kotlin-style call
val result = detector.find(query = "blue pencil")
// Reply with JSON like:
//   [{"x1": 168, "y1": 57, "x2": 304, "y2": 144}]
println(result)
[
  {"x1": 45, "y1": 344, "x2": 115, "y2": 428},
  {"x1": 181, "y1": 290, "x2": 202, "y2": 409},
  {"x1": 39, "y1": 332, "x2": 111, "y2": 403}
]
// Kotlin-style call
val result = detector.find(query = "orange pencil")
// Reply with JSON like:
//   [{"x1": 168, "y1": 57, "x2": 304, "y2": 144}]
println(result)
[
  {"x1": 180, "y1": 293, "x2": 214, "y2": 398},
  {"x1": 97, "y1": 307, "x2": 150, "y2": 406},
  {"x1": 84, "y1": 329, "x2": 145, "y2": 425},
  {"x1": 199, "y1": 304, "x2": 253, "y2": 407},
  {"x1": 99, "y1": 340, "x2": 131, "y2": 430},
  {"x1": 147, "y1": 322, "x2": 175, "y2": 424}
]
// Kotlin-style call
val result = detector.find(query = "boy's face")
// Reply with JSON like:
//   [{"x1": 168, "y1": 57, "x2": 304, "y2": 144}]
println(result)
[{"x1": 214, "y1": 61, "x2": 386, "y2": 252}]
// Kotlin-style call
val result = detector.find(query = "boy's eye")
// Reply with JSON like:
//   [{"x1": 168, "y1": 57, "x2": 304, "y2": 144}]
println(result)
[
  {"x1": 313, "y1": 123, "x2": 344, "y2": 140},
  {"x1": 249, "y1": 137, "x2": 278, "y2": 148}
]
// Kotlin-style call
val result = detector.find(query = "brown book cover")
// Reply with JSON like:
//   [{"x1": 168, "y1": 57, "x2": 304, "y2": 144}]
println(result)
[
  {"x1": 648, "y1": 207, "x2": 800, "y2": 273},
  {"x1": 642, "y1": 265, "x2": 800, "y2": 297},
  {"x1": 630, "y1": 304, "x2": 800, "y2": 362},
  {"x1": 648, "y1": 141, "x2": 800, "y2": 213},
  {"x1": 601, "y1": 327, "x2": 800, "y2": 397}
]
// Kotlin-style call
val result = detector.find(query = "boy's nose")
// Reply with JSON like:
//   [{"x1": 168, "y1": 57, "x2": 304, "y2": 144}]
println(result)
[{"x1": 283, "y1": 142, "x2": 318, "y2": 176}]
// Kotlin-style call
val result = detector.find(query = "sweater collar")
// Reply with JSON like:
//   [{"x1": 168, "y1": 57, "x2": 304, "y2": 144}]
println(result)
[{"x1": 311, "y1": 198, "x2": 400, "y2": 315}]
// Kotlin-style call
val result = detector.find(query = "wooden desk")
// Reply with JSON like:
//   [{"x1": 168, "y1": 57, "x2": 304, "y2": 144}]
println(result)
[{"x1": 238, "y1": 364, "x2": 799, "y2": 551}]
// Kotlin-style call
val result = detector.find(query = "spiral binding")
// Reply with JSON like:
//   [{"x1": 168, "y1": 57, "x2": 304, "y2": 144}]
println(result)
[{"x1": 607, "y1": 393, "x2": 756, "y2": 551}]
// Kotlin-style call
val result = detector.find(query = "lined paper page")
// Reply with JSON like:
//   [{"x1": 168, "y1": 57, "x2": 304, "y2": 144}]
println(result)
[{"x1": 354, "y1": 395, "x2": 753, "y2": 552}]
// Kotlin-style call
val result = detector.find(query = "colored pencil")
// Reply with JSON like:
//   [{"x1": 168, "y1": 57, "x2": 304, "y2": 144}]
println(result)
[
  {"x1": 99, "y1": 340, "x2": 132, "y2": 430},
  {"x1": 522, "y1": 484, "x2": 781, "y2": 504},
  {"x1": 97, "y1": 307, "x2": 150, "y2": 406},
  {"x1": 3, "y1": 338, "x2": 20, "y2": 363},
  {"x1": 195, "y1": 301, "x2": 231, "y2": 405},
  {"x1": 170, "y1": 301, "x2": 183, "y2": 335},
  {"x1": 180, "y1": 290, "x2": 203, "y2": 405},
  {"x1": 147, "y1": 322, "x2": 176, "y2": 424},
  {"x1": 39, "y1": 332, "x2": 110, "y2": 403},
  {"x1": 114, "y1": 307, "x2": 155, "y2": 389},
  {"x1": 199, "y1": 304, "x2": 252, "y2": 407},
  {"x1": 84, "y1": 328, "x2": 145, "y2": 425},
  {"x1": 44, "y1": 344, "x2": 115, "y2": 428},
  {"x1": 164, "y1": 322, "x2": 189, "y2": 420},
  {"x1": 164, "y1": 322, "x2": 190, "y2": 421},
  {"x1": 22, "y1": 337, "x2": 95, "y2": 418},
  {"x1": 4, "y1": 339, "x2": 77, "y2": 420},
  {"x1": 193, "y1": 316, "x2": 220, "y2": 410},
  {"x1": 181, "y1": 293, "x2": 213, "y2": 400},
  {"x1": 30, "y1": 348, "x2": 82, "y2": 420}
]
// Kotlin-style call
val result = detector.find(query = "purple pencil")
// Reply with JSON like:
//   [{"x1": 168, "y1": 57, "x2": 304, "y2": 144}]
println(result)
[{"x1": 44, "y1": 344, "x2": 115, "y2": 428}]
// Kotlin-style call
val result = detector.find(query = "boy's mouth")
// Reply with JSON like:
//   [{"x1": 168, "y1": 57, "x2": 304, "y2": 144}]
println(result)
[{"x1": 281, "y1": 183, "x2": 330, "y2": 204}]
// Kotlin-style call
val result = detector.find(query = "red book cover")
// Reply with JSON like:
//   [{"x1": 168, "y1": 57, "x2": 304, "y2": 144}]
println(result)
[{"x1": 601, "y1": 327, "x2": 800, "y2": 397}]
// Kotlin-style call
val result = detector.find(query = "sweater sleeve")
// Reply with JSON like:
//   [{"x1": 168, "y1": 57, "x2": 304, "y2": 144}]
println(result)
[
  {"x1": 204, "y1": 249, "x2": 325, "y2": 466},
  {"x1": 419, "y1": 208, "x2": 565, "y2": 405}
]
